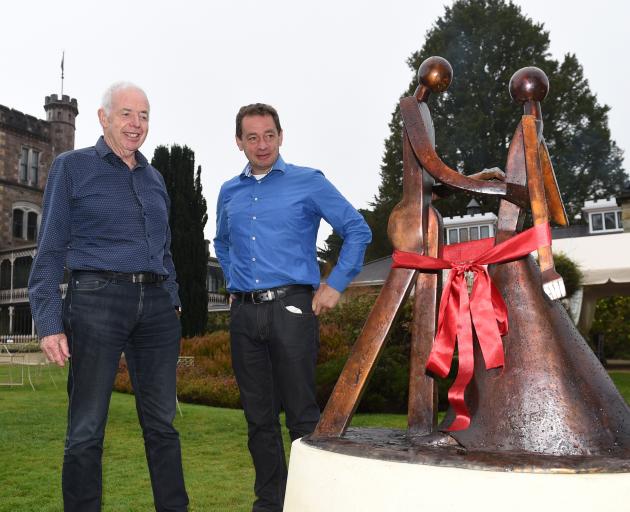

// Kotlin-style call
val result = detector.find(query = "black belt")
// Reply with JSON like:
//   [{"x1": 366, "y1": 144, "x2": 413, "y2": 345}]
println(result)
[
  {"x1": 233, "y1": 285, "x2": 313, "y2": 304},
  {"x1": 72, "y1": 270, "x2": 167, "y2": 284}
]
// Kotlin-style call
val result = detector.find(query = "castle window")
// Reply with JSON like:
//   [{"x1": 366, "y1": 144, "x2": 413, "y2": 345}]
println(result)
[
  {"x1": 18, "y1": 147, "x2": 40, "y2": 186},
  {"x1": 12, "y1": 209, "x2": 24, "y2": 238},
  {"x1": 12, "y1": 202, "x2": 41, "y2": 241},
  {"x1": 19, "y1": 148, "x2": 29, "y2": 182},
  {"x1": 27, "y1": 212, "x2": 38, "y2": 241},
  {"x1": 30, "y1": 150, "x2": 39, "y2": 185}
]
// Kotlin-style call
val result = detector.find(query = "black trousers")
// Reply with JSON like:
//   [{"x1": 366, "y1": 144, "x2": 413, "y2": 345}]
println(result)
[{"x1": 230, "y1": 289, "x2": 320, "y2": 512}]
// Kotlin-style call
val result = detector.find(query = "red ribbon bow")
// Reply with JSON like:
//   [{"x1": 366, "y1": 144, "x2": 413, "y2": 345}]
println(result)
[{"x1": 392, "y1": 223, "x2": 551, "y2": 431}]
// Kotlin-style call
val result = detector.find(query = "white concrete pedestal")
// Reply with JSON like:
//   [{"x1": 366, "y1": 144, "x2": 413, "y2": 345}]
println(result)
[{"x1": 285, "y1": 438, "x2": 630, "y2": 512}]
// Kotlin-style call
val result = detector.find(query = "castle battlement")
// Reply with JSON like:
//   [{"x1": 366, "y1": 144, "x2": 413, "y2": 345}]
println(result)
[
  {"x1": 44, "y1": 94, "x2": 79, "y2": 115},
  {"x1": 0, "y1": 104, "x2": 50, "y2": 142}
]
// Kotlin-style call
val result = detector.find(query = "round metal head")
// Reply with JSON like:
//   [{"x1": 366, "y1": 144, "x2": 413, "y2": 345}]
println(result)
[
  {"x1": 509, "y1": 67, "x2": 549, "y2": 104},
  {"x1": 417, "y1": 56, "x2": 453, "y2": 94}
]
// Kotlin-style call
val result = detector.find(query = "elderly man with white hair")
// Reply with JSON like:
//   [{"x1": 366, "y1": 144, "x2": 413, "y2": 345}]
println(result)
[{"x1": 29, "y1": 82, "x2": 189, "y2": 512}]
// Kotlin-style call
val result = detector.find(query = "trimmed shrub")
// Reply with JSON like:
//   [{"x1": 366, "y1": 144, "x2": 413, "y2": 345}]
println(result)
[
  {"x1": 590, "y1": 296, "x2": 630, "y2": 359},
  {"x1": 207, "y1": 312, "x2": 230, "y2": 333},
  {"x1": 553, "y1": 252, "x2": 582, "y2": 298}
]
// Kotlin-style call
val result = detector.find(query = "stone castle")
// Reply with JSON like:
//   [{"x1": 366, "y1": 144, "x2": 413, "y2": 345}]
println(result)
[{"x1": 0, "y1": 93, "x2": 78, "y2": 337}]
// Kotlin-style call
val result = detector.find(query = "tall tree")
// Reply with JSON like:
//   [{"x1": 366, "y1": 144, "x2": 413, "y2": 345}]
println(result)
[
  {"x1": 152, "y1": 145, "x2": 208, "y2": 337},
  {"x1": 321, "y1": 0, "x2": 626, "y2": 263}
]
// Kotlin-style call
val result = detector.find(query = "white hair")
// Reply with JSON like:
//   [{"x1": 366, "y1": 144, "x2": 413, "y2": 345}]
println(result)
[{"x1": 100, "y1": 81, "x2": 149, "y2": 115}]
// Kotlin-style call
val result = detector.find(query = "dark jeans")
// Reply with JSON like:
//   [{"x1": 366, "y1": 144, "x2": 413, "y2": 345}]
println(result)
[
  {"x1": 61, "y1": 273, "x2": 188, "y2": 512},
  {"x1": 230, "y1": 289, "x2": 320, "y2": 512}
]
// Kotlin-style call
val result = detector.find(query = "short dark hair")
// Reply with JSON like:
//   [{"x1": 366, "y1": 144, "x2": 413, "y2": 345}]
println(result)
[{"x1": 235, "y1": 103, "x2": 282, "y2": 139}]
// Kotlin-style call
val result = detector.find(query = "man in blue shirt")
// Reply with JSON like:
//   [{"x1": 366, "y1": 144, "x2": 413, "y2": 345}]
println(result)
[
  {"x1": 214, "y1": 103, "x2": 371, "y2": 511},
  {"x1": 28, "y1": 83, "x2": 188, "y2": 512}
]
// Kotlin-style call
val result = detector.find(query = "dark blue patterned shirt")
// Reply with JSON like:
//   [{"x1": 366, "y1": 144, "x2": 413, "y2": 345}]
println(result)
[
  {"x1": 214, "y1": 155, "x2": 371, "y2": 292},
  {"x1": 29, "y1": 137, "x2": 180, "y2": 338}
]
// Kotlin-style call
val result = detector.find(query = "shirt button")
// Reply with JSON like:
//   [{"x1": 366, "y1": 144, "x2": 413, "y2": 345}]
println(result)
[
  {"x1": 251, "y1": 236, "x2": 256, "y2": 240},
  {"x1": 254, "y1": 197, "x2": 258, "y2": 201},
  {"x1": 252, "y1": 257, "x2": 256, "y2": 262},
  {"x1": 252, "y1": 216, "x2": 256, "y2": 220},
  {"x1": 255, "y1": 279, "x2": 260, "y2": 283}
]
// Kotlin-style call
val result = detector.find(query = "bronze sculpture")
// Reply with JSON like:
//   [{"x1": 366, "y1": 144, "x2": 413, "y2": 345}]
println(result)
[{"x1": 308, "y1": 57, "x2": 630, "y2": 468}]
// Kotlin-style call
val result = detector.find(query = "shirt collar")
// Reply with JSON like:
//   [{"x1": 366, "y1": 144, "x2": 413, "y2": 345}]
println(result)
[
  {"x1": 241, "y1": 155, "x2": 286, "y2": 178},
  {"x1": 95, "y1": 136, "x2": 149, "y2": 169}
]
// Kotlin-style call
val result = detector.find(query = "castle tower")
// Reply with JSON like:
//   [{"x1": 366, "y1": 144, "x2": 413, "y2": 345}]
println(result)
[{"x1": 43, "y1": 94, "x2": 78, "y2": 158}]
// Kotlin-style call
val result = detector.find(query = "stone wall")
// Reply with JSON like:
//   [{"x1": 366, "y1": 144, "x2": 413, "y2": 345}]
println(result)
[{"x1": 0, "y1": 106, "x2": 54, "y2": 249}]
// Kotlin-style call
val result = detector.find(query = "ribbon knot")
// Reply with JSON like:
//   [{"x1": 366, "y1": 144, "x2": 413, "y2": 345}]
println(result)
[{"x1": 392, "y1": 223, "x2": 552, "y2": 431}]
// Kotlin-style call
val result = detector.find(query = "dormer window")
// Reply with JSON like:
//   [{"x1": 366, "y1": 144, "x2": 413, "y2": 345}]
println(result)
[
  {"x1": 583, "y1": 198, "x2": 623, "y2": 234},
  {"x1": 443, "y1": 208, "x2": 497, "y2": 246},
  {"x1": 446, "y1": 224, "x2": 493, "y2": 244}
]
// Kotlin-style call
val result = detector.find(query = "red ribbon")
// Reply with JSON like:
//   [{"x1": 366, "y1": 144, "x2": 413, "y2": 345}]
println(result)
[{"x1": 392, "y1": 223, "x2": 551, "y2": 431}]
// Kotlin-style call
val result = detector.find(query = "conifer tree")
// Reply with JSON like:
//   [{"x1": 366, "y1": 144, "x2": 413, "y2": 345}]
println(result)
[{"x1": 152, "y1": 145, "x2": 208, "y2": 337}]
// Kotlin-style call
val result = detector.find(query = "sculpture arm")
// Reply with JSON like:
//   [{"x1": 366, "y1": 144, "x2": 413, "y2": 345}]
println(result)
[{"x1": 399, "y1": 96, "x2": 529, "y2": 208}]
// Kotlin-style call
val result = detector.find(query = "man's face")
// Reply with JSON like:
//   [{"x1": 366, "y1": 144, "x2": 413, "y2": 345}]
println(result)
[
  {"x1": 236, "y1": 114, "x2": 283, "y2": 174},
  {"x1": 98, "y1": 88, "x2": 149, "y2": 159}
]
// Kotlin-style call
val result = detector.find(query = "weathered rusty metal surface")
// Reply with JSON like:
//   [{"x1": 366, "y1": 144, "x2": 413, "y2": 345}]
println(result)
[
  {"x1": 445, "y1": 255, "x2": 630, "y2": 457},
  {"x1": 313, "y1": 267, "x2": 416, "y2": 438},
  {"x1": 496, "y1": 122, "x2": 526, "y2": 242},
  {"x1": 539, "y1": 140, "x2": 569, "y2": 227},
  {"x1": 314, "y1": 64, "x2": 442, "y2": 438},
  {"x1": 313, "y1": 57, "x2": 630, "y2": 470},
  {"x1": 387, "y1": 111, "x2": 434, "y2": 253},
  {"x1": 304, "y1": 428, "x2": 630, "y2": 473},
  {"x1": 407, "y1": 207, "x2": 441, "y2": 435},
  {"x1": 399, "y1": 97, "x2": 529, "y2": 208},
  {"x1": 522, "y1": 114, "x2": 557, "y2": 279}
]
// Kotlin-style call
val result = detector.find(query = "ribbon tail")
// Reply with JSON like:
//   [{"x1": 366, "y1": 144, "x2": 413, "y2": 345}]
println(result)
[
  {"x1": 469, "y1": 267, "x2": 505, "y2": 370},
  {"x1": 444, "y1": 276, "x2": 475, "y2": 431},
  {"x1": 426, "y1": 270, "x2": 459, "y2": 378}
]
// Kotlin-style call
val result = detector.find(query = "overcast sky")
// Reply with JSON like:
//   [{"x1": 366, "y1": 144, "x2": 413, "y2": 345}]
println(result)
[{"x1": 1, "y1": 0, "x2": 628, "y2": 253}]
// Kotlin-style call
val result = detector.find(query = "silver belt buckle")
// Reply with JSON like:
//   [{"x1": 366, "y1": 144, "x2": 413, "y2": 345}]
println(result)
[{"x1": 264, "y1": 289, "x2": 274, "y2": 301}]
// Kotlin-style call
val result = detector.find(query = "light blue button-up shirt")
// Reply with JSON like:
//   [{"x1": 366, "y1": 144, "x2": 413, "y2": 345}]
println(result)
[{"x1": 214, "y1": 156, "x2": 371, "y2": 292}]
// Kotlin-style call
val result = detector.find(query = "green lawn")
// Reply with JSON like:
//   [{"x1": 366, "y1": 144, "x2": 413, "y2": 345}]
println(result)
[{"x1": 0, "y1": 367, "x2": 628, "y2": 511}]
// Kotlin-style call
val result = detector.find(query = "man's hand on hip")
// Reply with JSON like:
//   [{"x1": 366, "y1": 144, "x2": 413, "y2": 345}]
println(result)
[
  {"x1": 41, "y1": 333, "x2": 70, "y2": 367},
  {"x1": 312, "y1": 284, "x2": 341, "y2": 316}
]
